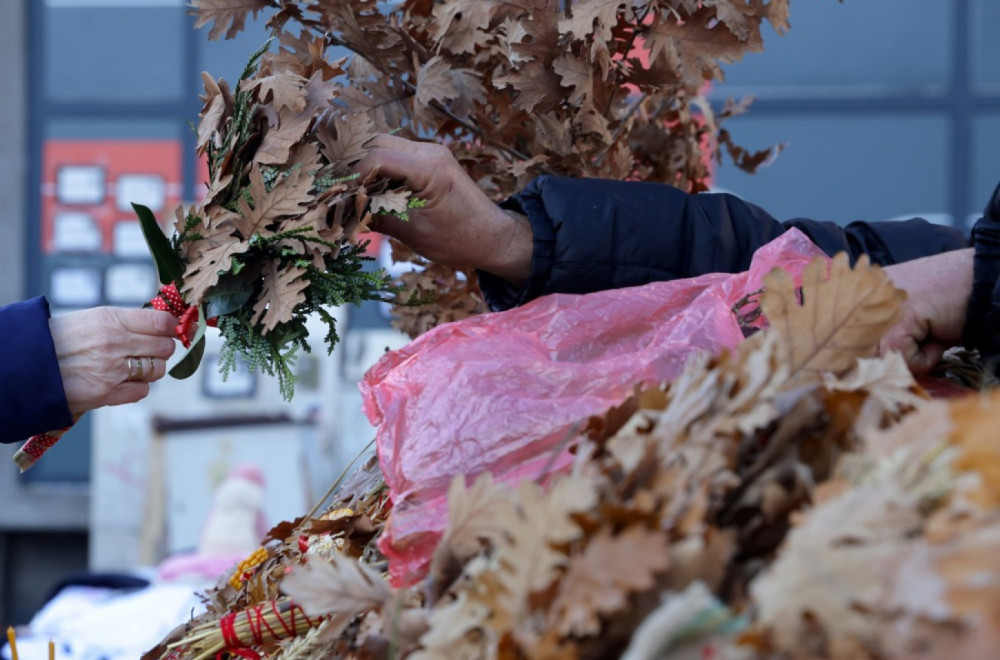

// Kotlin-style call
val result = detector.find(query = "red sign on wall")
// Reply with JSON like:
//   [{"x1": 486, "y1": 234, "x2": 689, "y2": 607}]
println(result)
[{"x1": 41, "y1": 140, "x2": 183, "y2": 256}]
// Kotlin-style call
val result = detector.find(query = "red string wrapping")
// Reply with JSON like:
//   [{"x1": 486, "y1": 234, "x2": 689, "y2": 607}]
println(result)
[
  {"x1": 220, "y1": 613, "x2": 243, "y2": 649},
  {"x1": 216, "y1": 601, "x2": 317, "y2": 659}
]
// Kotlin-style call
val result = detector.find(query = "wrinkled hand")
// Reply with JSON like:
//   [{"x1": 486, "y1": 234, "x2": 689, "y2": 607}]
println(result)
[
  {"x1": 356, "y1": 134, "x2": 533, "y2": 286},
  {"x1": 879, "y1": 248, "x2": 973, "y2": 374},
  {"x1": 49, "y1": 307, "x2": 178, "y2": 414}
]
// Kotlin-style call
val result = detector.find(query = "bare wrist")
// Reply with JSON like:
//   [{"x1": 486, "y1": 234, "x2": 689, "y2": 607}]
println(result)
[{"x1": 481, "y1": 208, "x2": 533, "y2": 288}]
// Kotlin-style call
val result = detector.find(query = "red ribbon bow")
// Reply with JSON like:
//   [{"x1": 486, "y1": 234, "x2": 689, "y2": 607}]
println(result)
[{"x1": 150, "y1": 283, "x2": 216, "y2": 348}]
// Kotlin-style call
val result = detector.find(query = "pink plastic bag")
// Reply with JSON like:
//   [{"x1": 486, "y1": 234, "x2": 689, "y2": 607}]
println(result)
[{"x1": 361, "y1": 229, "x2": 827, "y2": 585}]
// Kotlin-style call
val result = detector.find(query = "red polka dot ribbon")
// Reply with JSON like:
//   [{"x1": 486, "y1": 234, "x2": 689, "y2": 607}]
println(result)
[
  {"x1": 13, "y1": 413, "x2": 83, "y2": 473},
  {"x1": 150, "y1": 283, "x2": 217, "y2": 348}
]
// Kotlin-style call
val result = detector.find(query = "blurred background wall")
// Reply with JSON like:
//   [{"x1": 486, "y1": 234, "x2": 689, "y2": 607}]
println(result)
[{"x1": 0, "y1": 0, "x2": 997, "y2": 627}]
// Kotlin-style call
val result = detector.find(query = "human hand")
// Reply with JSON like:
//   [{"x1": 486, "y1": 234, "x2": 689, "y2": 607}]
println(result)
[
  {"x1": 879, "y1": 248, "x2": 973, "y2": 374},
  {"x1": 356, "y1": 134, "x2": 533, "y2": 286},
  {"x1": 49, "y1": 307, "x2": 178, "y2": 414}
]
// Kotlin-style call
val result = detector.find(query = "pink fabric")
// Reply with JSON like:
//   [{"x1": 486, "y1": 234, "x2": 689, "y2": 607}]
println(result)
[{"x1": 362, "y1": 229, "x2": 827, "y2": 585}]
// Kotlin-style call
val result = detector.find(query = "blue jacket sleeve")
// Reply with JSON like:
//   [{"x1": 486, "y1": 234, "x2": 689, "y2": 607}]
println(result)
[
  {"x1": 480, "y1": 175, "x2": 969, "y2": 310},
  {"x1": 0, "y1": 297, "x2": 73, "y2": 443}
]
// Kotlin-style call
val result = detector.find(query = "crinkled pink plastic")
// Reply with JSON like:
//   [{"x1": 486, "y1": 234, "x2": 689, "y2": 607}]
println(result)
[{"x1": 361, "y1": 229, "x2": 827, "y2": 586}]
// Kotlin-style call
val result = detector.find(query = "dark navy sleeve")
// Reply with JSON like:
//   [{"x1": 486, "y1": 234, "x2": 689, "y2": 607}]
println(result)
[
  {"x1": 0, "y1": 297, "x2": 73, "y2": 443},
  {"x1": 963, "y1": 182, "x2": 1000, "y2": 371},
  {"x1": 480, "y1": 175, "x2": 968, "y2": 310}
]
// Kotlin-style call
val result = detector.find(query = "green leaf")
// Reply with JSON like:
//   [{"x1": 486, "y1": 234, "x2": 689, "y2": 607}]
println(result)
[
  {"x1": 204, "y1": 274, "x2": 254, "y2": 318},
  {"x1": 169, "y1": 308, "x2": 209, "y2": 379},
  {"x1": 134, "y1": 203, "x2": 185, "y2": 286}
]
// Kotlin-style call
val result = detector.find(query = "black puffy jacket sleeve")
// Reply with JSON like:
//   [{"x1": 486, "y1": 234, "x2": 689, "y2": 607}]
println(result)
[
  {"x1": 479, "y1": 175, "x2": 969, "y2": 310},
  {"x1": 963, "y1": 182, "x2": 1000, "y2": 370}
]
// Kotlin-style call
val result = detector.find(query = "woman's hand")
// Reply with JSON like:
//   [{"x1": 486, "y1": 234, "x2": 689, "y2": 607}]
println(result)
[
  {"x1": 49, "y1": 307, "x2": 178, "y2": 414},
  {"x1": 356, "y1": 134, "x2": 534, "y2": 287},
  {"x1": 879, "y1": 248, "x2": 973, "y2": 374}
]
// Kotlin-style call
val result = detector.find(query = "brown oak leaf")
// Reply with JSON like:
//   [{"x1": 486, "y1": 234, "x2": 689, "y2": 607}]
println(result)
[
  {"x1": 550, "y1": 526, "x2": 670, "y2": 636},
  {"x1": 558, "y1": 0, "x2": 626, "y2": 45},
  {"x1": 643, "y1": 9, "x2": 758, "y2": 87},
  {"x1": 231, "y1": 165, "x2": 314, "y2": 240},
  {"x1": 197, "y1": 72, "x2": 232, "y2": 151},
  {"x1": 282, "y1": 552, "x2": 392, "y2": 617},
  {"x1": 251, "y1": 261, "x2": 310, "y2": 333},
  {"x1": 761, "y1": 253, "x2": 906, "y2": 388},
  {"x1": 492, "y1": 476, "x2": 597, "y2": 623},
  {"x1": 191, "y1": 0, "x2": 273, "y2": 41},
  {"x1": 431, "y1": 474, "x2": 513, "y2": 566},
  {"x1": 316, "y1": 111, "x2": 375, "y2": 168},
  {"x1": 248, "y1": 70, "x2": 307, "y2": 112},
  {"x1": 369, "y1": 189, "x2": 411, "y2": 217},
  {"x1": 431, "y1": 0, "x2": 500, "y2": 53},
  {"x1": 552, "y1": 53, "x2": 594, "y2": 107},
  {"x1": 181, "y1": 235, "x2": 251, "y2": 303}
]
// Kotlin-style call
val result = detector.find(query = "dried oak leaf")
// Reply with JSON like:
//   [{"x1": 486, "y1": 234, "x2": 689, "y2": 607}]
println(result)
[
  {"x1": 822, "y1": 351, "x2": 927, "y2": 431},
  {"x1": 368, "y1": 189, "x2": 411, "y2": 217},
  {"x1": 493, "y1": 476, "x2": 598, "y2": 621},
  {"x1": 761, "y1": 253, "x2": 905, "y2": 388},
  {"x1": 254, "y1": 71, "x2": 338, "y2": 166},
  {"x1": 703, "y1": 0, "x2": 759, "y2": 41},
  {"x1": 232, "y1": 165, "x2": 314, "y2": 240},
  {"x1": 415, "y1": 56, "x2": 459, "y2": 109},
  {"x1": 316, "y1": 111, "x2": 375, "y2": 169},
  {"x1": 750, "y1": 482, "x2": 924, "y2": 653},
  {"x1": 197, "y1": 72, "x2": 232, "y2": 151},
  {"x1": 251, "y1": 261, "x2": 310, "y2": 333},
  {"x1": 249, "y1": 70, "x2": 307, "y2": 112},
  {"x1": 949, "y1": 388, "x2": 1000, "y2": 508},
  {"x1": 431, "y1": 0, "x2": 501, "y2": 54},
  {"x1": 425, "y1": 474, "x2": 514, "y2": 605},
  {"x1": 433, "y1": 474, "x2": 513, "y2": 565},
  {"x1": 558, "y1": 0, "x2": 626, "y2": 45},
  {"x1": 181, "y1": 233, "x2": 251, "y2": 303},
  {"x1": 643, "y1": 9, "x2": 758, "y2": 87},
  {"x1": 281, "y1": 552, "x2": 392, "y2": 618},
  {"x1": 552, "y1": 52, "x2": 594, "y2": 107},
  {"x1": 191, "y1": 0, "x2": 273, "y2": 41},
  {"x1": 411, "y1": 590, "x2": 497, "y2": 660},
  {"x1": 550, "y1": 525, "x2": 670, "y2": 636},
  {"x1": 493, "y1": 60, "x2": 565, "y2": 114}
]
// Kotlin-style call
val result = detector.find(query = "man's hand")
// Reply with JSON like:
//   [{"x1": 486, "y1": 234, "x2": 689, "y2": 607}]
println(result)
[
  {"x1": 880, "y1": 248, "x2": 973, "y2": 374},
  {"x1": 49, "y1": 307, "x2": 178, "y2": 414},
  {"x1": 356, "y1": 134, "x2": 533, "y2": 287}
]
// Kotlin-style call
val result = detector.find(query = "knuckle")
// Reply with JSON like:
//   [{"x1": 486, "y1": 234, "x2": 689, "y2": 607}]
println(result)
[{"x1": 425, "y1": 143, "x2": 453, "y2": 165}]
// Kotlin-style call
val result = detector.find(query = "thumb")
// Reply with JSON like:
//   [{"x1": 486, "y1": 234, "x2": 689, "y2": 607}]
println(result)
[{"x1": 906, "y1": 342, "x2": 946, "y2": 375}]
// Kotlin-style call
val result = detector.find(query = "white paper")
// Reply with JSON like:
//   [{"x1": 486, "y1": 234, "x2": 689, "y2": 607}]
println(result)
[
  {"x1": 105, "y1": 263, "x2": 157, "y2": 304},
  {"x1": 50, "y1": 267, "x2": 102, "y2": 306},
  {"x1": 52, "y1": 211, "x2": 102, "y2": 253},
  {"x1": 112, "y1": 220, "x2": 151, "y2": 258},
  {"x1": 116, "y1": 174, "x2": 166, "y2": 212},
  {"x1": 56, "y1": 165, "x2": 105, "y2": 205}
]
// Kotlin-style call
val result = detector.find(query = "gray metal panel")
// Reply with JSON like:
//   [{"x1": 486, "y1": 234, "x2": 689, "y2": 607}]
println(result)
[
  {"x1": 972, "y1": 115, "x2": 1000, "y2": 219},
  {"x1": 712, "y1": 114, "x2": 950, "y2": 224},
  {"x1": 715, "y1": 0, "x2": 951, "y2": 98},
  {"x1": 0, "y1": 0, "x2": 26, "y2": 306},
  {"x1": 43, "y1": 6, "x2": 185, "y2": 102},
  {"x1": 971, "y1": 0, "x2": 1000, "y2": 90}
]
